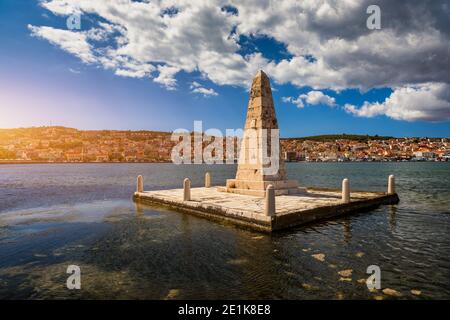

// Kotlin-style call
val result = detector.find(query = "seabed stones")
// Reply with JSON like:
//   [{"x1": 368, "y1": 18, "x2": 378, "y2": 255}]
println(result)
[{"x1": 312, "y1": 253, "x2": 326, "y2": 262}]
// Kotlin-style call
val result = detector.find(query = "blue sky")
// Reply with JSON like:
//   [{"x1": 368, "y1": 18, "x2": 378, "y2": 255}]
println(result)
[{"x1": 0, "y1": 0, "x2": 449, "y2": 138}]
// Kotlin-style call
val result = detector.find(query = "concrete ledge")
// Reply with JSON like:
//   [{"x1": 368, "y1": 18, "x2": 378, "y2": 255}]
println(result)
[
  {"x1": 133, "y1": 187, "x2": 399, "y2": 233},
  {"x1": 271, "y1": 192, "x2": 399, "y2": 231}
]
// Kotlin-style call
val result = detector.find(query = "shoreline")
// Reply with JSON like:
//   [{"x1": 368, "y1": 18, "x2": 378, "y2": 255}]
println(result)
[
  {"x1": 0, "y1": 161, "x2": 172, "y2": 165},
  {"x1": 0, "y1": 160, "x2": 448, "y2": 165}
]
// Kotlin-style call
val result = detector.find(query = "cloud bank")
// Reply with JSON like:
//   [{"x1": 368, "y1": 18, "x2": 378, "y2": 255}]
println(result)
[
  {"x1": 345, "y1": 83, "x2": 450, "y2": 122},
  {"x1": 29, "y1": 0, "x2": 450, "y2": 121}
]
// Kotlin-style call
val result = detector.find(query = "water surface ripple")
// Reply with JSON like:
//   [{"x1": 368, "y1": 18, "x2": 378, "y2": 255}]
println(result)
[{"x1": 0, "y1": 163, "x2": 449, "y2": 299}]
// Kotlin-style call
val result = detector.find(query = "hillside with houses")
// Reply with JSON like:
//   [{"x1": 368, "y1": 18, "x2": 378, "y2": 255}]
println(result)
[{"x1": 0, "y1": 127, "x2": 448, "y2": 163}]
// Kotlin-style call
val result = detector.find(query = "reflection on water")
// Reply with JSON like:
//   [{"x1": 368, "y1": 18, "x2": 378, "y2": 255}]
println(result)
[
  {"x1": 388, "y1": 205, "x2": 397, "y2": 232},
  {"x1": 0, "y1": 163, "x2": 449, "y2": 299},
  {"x1": 135, "y1": 201, "x2": 144, "y2": 216},
  {"x1": 342, "y1": 218, "x2": 351, "y2": 243}
]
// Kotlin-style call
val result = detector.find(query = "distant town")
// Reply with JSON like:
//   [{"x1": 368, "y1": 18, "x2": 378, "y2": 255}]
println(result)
[{"x1": 0, "y1": 126, "x2": 448, "y2": 163}]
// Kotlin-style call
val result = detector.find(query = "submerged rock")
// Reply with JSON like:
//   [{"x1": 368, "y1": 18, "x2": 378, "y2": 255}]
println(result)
[
  {"x1": 355, "y1": 252, "x2": 365, "y2": 258},
  {"x1": 411, "y1": 289, "x2": 422, "y2": 296},
  {"x1": 312, "y1": 253, "x2": 325, "y2": 262},
  {"x1": 338, "y1": 269, "x2": 353, "y2": 277},
  {"x1": 339, "y1": 277, "x2": 352, "y2": 282},
  {"x1": 165, "y1": 289, "x2": 180, "y2": 300},
  {"x1": 302, "y1": 283, "x2": 317, "y2": 290},
  {"x1": 284, "y1": 271, "x2": 297, "y2": 277},
  {"x1": 357, "y1": 278, "x2": 367, "y2": 284},
  {"x1": 382, "y1": 288, "x2": 402, "y2": 297}
]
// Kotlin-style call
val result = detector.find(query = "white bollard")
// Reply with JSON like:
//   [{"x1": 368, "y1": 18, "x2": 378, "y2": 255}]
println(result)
[
  {"x1": 342, "y1": 178, "x2": 350, "y2": 203},
  {"x1": 205, "y1": 172, "x2": 211, "y2": 188},
  {"x1": 136, "y1": 175, "x2": 143, "y2": 193},
  {"x1": 183, "y1": 178, "x2": 191, "y2": 201},
  {"x1": 264, "y1": 184, "x2": 275, "y2": 216},
  {"x1": 388, "y1": 175, "x2": 395, "y2": 195}
]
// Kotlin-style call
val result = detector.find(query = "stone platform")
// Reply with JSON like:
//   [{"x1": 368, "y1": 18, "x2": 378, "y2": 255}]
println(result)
[
  {"x1": 220, "y1": 179, "x2": 302, "y2": 196},
  {"x1": 133, "y1": 187, "x2": 399, "y2": 233}
]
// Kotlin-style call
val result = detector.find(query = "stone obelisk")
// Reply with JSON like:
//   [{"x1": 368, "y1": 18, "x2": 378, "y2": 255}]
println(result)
[{"x1": 225, "y1": 70, "x2": 299, "y2": 196}]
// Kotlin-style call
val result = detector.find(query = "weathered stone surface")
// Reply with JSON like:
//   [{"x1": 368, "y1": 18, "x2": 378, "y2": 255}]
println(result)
[
  {"x1": 264, "y1": 184, "x2": 275, "y2": 216},
  {"x1": 183, "y1": 178, "x2": 191, "y2": 201},
  {"x1": 388, "y1": 174, "x2": 395, "y2": 194},
  {"x1": 134, "y1": 187, "x2": 399, "y2": 232},
  {"x1": 342, "y1": 178, "x2": 350, "y2": 203},
  {"x1": 205, "y1": 172, "x2": 211, "y2": 188},
  {"x1": 137, "y1": 175, "x2": 143, "y2": 193},
  {"x1": 225, "y1": 70, "x2": 299, "y2": 195}
]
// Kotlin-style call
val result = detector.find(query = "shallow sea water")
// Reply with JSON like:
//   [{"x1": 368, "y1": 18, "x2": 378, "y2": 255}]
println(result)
[{"x1": 0, "y1": 162, "x2": 449, "y2": 299}]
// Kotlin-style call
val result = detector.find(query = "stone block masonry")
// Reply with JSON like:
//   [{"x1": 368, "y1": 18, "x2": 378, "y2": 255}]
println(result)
[
  {"x1": 223, "y1": 70, "x2": 300, "y2": 196},
  {"x1": 134, "y1": 186, "x2": 399, "y2": 233}
]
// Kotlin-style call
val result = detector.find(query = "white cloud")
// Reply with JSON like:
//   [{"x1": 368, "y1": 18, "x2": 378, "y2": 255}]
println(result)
[
  {"x1": 190, "y1": 81, "x2": 218, "y2": 97},
  {"x1": 114, "y1": 59, "x2": 155, "y2": 78},
  {"x1": 282, "y1": 96, "x2": 304, "y2": 109},
  {"x1": 344, "y1": 83, "x2": 450, "y2": 122},
  {"x1": 300, "y1": 90, "x2": 336, "y2": 106},
  {"x1": 283, "y1": 90, "x2": 335, "y2": 108},
  {"x1": 86, "y1": 27, "x2": 108, "y2": 42},
  {"x1": 28, "y1": 24, "x2": 95, "y2": 63},
  {"x1": 153, "y1": 65, "x2": 179, "y2": 90},
  {"x1": 115, "y1": 68, "x2": 148, "y2": 78}
]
